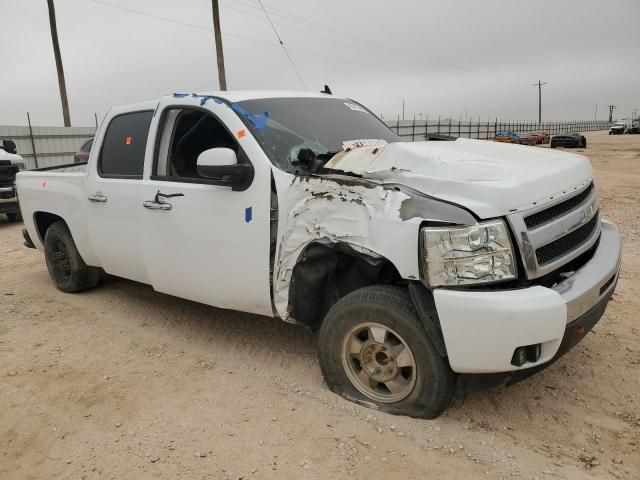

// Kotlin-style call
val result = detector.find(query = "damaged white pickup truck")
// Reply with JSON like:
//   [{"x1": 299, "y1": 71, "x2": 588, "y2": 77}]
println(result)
[{"x1": 17, "y1": 91, "x2": 621, "y2": 418}]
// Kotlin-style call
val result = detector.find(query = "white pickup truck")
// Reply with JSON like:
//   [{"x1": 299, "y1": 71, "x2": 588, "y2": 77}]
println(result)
[
  {"x1": 1, "y1": 139, "x2": 25, "y2": 222},
  {"x1": 17, "y1": 91, "x2": 621, "y2": 418}
]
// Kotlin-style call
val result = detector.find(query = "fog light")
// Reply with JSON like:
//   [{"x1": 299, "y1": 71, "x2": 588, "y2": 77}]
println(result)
[{"x1": 511, "y1": 344, "x2": 541, "y2": 367}]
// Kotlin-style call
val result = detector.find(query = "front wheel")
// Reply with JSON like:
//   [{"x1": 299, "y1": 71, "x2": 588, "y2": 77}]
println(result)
[
  {"x1": 318, "y1": 285, "x2": 454, "y2": 418},
  {"x1": 44, "y1": 221, "x2": 101, "y2": 293}
]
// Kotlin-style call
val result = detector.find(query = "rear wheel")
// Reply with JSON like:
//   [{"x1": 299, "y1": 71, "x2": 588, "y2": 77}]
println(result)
[
  {"x1": 318, "y1": 285, "x2": 454, "y2": 418},
  {"x1": 44, "y1": 221, "x2": 100, "y2": 293},
  {"x1": 6, "y1": 212, "x2": 21, "y2": 222}
]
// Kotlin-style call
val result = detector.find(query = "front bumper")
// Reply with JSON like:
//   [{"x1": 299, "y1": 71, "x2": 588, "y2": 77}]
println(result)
[{"x1": 433, "y1": 220, "x2": 621, "y2": 374}]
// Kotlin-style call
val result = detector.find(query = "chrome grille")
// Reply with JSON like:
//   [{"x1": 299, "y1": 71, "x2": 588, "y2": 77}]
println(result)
[{"x1": 507, "y1": 182, "x2": 601, "y2": 279}]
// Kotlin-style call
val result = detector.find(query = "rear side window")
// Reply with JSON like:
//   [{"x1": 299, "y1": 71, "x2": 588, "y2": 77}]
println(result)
[{"x1": 99, "y1": 111, "x2": 153, "y2": 178}]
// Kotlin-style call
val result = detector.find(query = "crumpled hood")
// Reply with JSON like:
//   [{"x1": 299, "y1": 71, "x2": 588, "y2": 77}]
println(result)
[{"x1": 324, "y1": 139, "x2": 593, "y2": 219}]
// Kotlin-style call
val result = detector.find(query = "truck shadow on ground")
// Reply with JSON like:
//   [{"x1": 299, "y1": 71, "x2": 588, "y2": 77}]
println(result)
[{"x1": 86, "y1": 274, "x2": 581, "y2": 423}]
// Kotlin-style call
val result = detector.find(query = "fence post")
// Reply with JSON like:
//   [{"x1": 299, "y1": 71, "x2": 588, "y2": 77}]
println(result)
[
  {"x1": 458, "y1": 117, "x2": 461, "y2": 138},
  {"x1": 397, "y1": 114, "x2": 400, "y2": 135},
  {"x1": 448, "y1": 118, "x2": 452, "y2": 136},
  {"x1": 412, "y1": 116, "x2": 416, "y2": 141},
  {"x1": 26, "y1": 112, "x2": 38, "y2": 169},
  {"x1": 437, "y1": 116, "x2": 441, "y2": 135},
  {"x1": 425, "y1": 114, "x2": 429, "y2": 139}
]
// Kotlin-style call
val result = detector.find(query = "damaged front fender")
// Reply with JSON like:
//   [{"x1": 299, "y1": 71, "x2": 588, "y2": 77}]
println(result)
[{"x1": 271, "y1": 170, "x2": 476, "y2": 322}]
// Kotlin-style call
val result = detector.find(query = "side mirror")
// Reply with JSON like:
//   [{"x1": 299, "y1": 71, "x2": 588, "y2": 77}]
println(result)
[
  {"x1": 2, "y1": 139, "x2": 17, "y2": 154},
  {"x1": 196, "y1": 148, "x2": 253, "y2": 190}
]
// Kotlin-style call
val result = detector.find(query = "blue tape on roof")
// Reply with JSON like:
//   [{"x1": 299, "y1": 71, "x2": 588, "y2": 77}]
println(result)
[{"x1": 172, "y1": 93, "x2": 270, "y2": 131}]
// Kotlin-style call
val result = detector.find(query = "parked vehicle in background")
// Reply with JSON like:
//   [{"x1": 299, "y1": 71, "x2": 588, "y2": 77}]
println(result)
[
  {"x1": 494, "y1": 130, "x2": 535, "y2": 145},
  {"x1": 16, "y1": 91, "x2": 620, "y2": 418},
  {"x1": 528, "y1": 131, "x2": 550, "y2": 144},
  {"x1": 0, "y1": 139, "x2": 25, "y2": 222},
  {"x1": 550, "y1": 133, "x2": 587, "y2": 149},
  {"x1": 626, "y1": 126, "x2": 640, "y2": 134},
  {"x1": 74, "y1": 137, "x2": 94, "y2": 163},
  {"x1": 609, "y1": 122, "x2": 627, "y2": 135},
  {"x1": 518, "y1": 132, "x2": 538, "y2": 145}
]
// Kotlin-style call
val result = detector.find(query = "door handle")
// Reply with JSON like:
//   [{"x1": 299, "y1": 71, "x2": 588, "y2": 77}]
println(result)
[
  {"x1": 154, "y1": 191, "x2": 184, "y2": 202},
  {"x1": 143, "y1": 200, "x2": 172, "y2": 210},
  {"x1": 88, "y1": 192, "x2": 107, "y2": 203}
]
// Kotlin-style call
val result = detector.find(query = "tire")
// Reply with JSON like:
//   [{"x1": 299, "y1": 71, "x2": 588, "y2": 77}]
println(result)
[
  {"x1": 582, "y1": 138, "x2": 587, "y2": 148},
  {"x1": 318, "y1": 285, "x2": 455, "y2": 419},
  {"x1": 6, "y1": 212, "x2": 22, "y2": 222},
  {"x1": 44, "y1": 221, "x2": 100, "y2": 293}
]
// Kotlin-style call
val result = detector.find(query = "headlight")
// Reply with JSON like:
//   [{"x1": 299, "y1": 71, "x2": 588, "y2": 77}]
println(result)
[{"x1": 420, "y1": 219, "x2": 516, "y2": 287}]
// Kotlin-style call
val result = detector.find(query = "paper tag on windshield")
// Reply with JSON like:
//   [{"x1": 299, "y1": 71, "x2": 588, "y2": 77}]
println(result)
[
  {"x1": 342, "y1": 139, "x2": 388, "y2": 150},
  {"x1": 344, "y1": 102, "x2": 367, "y2": 113}
]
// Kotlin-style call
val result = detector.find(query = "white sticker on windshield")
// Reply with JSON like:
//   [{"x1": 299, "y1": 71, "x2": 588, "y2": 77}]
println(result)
[
  {"x1": 342, "y1": 139, "x2": 388, "y2": 150},
  {"x1": 344, "y1": 102, "x2": 367, "y2": 113}
]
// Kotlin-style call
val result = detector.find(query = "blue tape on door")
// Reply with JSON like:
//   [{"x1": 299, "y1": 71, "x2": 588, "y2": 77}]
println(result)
[{"x1": 245, "y1": 206, "x2": 253, "y2": 223}]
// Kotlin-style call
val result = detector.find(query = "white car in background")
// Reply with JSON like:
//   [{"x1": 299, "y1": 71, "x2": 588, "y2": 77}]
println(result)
[{"x1": 609, "y1": 122, "x2": 627, "y2": 135}]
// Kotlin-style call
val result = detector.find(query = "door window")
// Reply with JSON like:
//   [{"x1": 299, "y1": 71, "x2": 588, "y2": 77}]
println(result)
[
  {"x1": 154, "y1": 108, "x2": 244, "y2": 181},
  {"x1": 99, "y1": 110, "x2": 153, "y2": 178}
]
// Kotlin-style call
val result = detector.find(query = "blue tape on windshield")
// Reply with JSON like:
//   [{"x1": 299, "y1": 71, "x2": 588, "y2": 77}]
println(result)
[
  {"x1": 229, "y1": 103, "x2": 269, "y2": 130},
  {"x1": 245, "y1": 206, "x2": 252, "y2": 223},
  {"x1": 172, "y1": 92, "x2": 191, "y2": 98}
]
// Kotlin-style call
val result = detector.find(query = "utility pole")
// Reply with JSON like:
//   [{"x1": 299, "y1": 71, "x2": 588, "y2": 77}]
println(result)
[
  {"x1": 402, "y1": 99, "x2": 405, "y2": 121},
  {"x1": 47, "y1": 0, "x2": 70, "y2": 127},
  {"x1": 594, "y1": 103, "x2": 598, "y2": 121},
  {"x1": 533, "y1": 80, "x2": 547, "y2": 124},
  {"x1": 211, "y1": 0, "x2": 227, "y2": 90},
  {"x1": 608, "y1": 105, "x2": 615, "y2": 123}
]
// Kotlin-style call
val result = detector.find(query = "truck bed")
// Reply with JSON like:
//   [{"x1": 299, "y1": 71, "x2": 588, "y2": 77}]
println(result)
[
  {"x1": 16, "y1": 163, "x2": 93, "y2": 259},
  {"x1": 32, "y1": 161, "x2": 88, "y2": 174}
]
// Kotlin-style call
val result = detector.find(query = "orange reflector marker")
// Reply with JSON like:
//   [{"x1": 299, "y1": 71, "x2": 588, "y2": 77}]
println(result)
[
  {"x1": 576, "y1": 326, "x2": 585, "y2": 335},
  {"x1": 236, "y1": 129, "x2": 246, "y2": 139},
  {"x1": 125, "y1": 136, "x2": 132, "y2": 145}
]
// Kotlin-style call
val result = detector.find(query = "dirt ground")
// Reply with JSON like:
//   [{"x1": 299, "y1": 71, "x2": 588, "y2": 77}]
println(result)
[{"x1": 1, "y1": 131, "x2": 638, "y2": 480}]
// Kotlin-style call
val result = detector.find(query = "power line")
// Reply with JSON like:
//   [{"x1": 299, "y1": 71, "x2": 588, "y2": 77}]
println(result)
[
  {"x1": 228, "y1": 0, "x2": 472, "y2": 73},
  {"x1": 221, "y1": 1, "x2": 453, "y2": 78},
  {"x1": 256, "y1": 0, "x2": 306, "y2": 89},
  {"x1": 86, "y1": 0, "x2": 451, "y2": 82}
]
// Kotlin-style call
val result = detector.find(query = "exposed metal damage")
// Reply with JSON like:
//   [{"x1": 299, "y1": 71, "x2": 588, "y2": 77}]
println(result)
[{"x1": 272, "y1": 173, "x2": 476, "y2": 323}]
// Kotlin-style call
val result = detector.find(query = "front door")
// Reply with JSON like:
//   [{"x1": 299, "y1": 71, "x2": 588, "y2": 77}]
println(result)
[{"x1": 138, "y1": 102, "x2": 273, "y2": 316}]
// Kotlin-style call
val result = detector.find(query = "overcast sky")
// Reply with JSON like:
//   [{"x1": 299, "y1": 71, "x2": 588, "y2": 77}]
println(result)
[{"x1": 1, "y1": 0, "x2": 639, "y2": 126}]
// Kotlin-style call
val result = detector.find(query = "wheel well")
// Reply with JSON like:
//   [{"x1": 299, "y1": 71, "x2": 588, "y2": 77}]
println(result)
[
  {"x1": 289, "y1": 242, "x2": 403, "y2": 331},
  {"x1": 33, "y1": 211, "x2": 64, "y2": 243}
]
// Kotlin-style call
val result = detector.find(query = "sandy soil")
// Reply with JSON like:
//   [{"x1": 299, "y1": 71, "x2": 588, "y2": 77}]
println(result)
[{"x1": 1, "y1": 131, "x2": 638, "y2": 480}]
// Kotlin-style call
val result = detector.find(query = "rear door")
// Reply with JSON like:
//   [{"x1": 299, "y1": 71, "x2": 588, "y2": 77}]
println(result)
[
  {"x1": 86, "y1": 109, "x2": 154, "y2": 283},
  {"x1": 138, "y1": 99, "x2": 273, "y2": 316}
]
